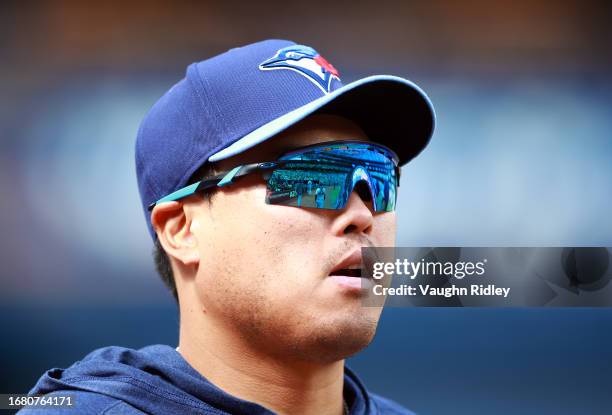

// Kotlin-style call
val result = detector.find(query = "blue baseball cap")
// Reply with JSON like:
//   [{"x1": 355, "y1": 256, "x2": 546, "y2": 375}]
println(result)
[{"x1": 136, "y1": 39, "x2": 435, "y2": 238}]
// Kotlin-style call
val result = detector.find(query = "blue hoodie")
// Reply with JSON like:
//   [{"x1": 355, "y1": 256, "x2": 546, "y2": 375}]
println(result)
[{"x1": 20, "y1": 345, "x2": 415, "y2": 414}]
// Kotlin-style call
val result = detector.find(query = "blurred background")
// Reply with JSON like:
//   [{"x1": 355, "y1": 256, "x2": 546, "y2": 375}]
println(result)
[{"x1": 1, "y1": 1, "x2": 611, "y2": 414}]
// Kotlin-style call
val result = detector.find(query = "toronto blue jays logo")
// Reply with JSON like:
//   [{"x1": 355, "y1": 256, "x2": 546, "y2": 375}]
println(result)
[{"x1": 259, "y1": 45, "x2": 341, "y2": 94}]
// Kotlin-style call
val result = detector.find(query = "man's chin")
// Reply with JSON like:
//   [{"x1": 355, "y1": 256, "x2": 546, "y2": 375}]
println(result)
[{"x1": 297, "y1": 313, "x2": 381, "y2": 364}]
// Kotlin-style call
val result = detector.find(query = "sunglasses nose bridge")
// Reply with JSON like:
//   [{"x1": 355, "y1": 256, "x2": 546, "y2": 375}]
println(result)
[
  {"x1": 351, "y1": 166, "x2": 370, "y2": 186},
  {"x1": 348, "y1": 166, "x2": 376, "y2": 207}
]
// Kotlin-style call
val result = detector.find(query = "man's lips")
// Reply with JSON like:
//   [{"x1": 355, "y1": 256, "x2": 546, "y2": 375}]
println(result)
[{"x1": 328, "y1": 249, "x2": 365, "y2": 278}]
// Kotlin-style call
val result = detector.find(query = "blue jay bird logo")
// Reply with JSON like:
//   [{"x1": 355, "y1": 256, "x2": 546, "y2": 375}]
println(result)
[{"x1": 259, "y1": 45, "x2": 341, "y2": 94}]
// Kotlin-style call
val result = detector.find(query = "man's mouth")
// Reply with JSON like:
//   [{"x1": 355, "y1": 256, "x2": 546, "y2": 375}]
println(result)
[
  {"x1": 328, "y1": 249, "x2": 364, "y2": 278},
  {"x1": 329, "y1": 268, "x2": 362, "y2": 278},
  {"x1": 327, "y1": 249, "x2": 377, "y2": 292}
]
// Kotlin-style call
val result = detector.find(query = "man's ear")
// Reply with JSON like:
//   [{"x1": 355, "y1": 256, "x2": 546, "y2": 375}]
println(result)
[{"x1": 151, "y1": 201, "x2": 200, "y2": 267}]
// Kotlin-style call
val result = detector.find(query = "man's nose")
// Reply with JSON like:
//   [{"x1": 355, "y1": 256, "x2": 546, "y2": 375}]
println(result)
[{"x1": 330, "y1": 182, "x2": 374, "y2": 236}]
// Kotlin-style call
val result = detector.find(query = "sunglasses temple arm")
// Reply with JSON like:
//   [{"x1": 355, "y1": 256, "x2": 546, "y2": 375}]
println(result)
[
  {"x1": 213, "y1": 162, "x2": 280, "y2": 187},
  {"x1": 190, "y1": 162, "x2": 280, "y2": 196},
  {"x1": 146, "y1": 165, "x2": 247, "y2": 211}
]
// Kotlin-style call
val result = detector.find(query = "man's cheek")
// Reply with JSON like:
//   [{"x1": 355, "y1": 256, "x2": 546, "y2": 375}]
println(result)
[{"x1": 376, "y1": 215, "x2": 396, "y2": 243}]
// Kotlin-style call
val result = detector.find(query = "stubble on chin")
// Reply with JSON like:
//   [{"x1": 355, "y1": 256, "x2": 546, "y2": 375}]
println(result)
[{"x1": 227, "y1": 289, "x2": 381, "y2": 364}]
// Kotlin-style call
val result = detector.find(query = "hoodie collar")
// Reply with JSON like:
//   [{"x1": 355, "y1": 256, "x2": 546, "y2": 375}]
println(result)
[{"x1": 31, "y1": 344, "x2": 376, "y2": 414}]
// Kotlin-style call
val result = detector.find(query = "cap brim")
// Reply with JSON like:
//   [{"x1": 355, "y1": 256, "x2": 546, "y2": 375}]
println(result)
[{"x1": 208, "y1": 75, "x2": 435, "y2": 166}]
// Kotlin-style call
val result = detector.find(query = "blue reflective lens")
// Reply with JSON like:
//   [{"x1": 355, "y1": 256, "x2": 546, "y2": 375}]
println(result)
[{"x1": 265, "y1": 141, "x2": 399, "y2": 212}]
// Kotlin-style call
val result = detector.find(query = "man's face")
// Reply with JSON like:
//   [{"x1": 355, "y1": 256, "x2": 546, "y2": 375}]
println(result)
[{"x1": 186, "y1": 114, "x2": 397, "y2": 363}]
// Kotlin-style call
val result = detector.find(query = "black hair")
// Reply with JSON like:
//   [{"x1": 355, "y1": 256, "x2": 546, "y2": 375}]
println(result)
[{"x1": 153, "y1": 163, "x2": 218, "y2": 303}]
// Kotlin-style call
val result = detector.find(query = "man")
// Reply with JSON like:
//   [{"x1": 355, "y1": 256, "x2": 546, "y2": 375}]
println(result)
[{"x1": 22, "y1": 40, "x2": 434, "y2": 414}]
